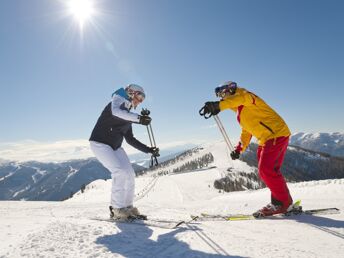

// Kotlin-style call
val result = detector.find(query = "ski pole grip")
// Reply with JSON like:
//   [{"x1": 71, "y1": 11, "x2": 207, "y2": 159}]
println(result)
[
  {"x1": 199, "y1": 107, "x2": 212, "y2": 119},
  {"x1": 141, "y1": 108, "x2": 151, "y2": 116}
]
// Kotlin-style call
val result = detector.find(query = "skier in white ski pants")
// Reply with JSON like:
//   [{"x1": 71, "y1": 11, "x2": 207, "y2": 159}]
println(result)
[{"x1": 89, "y1": 84, "x2": 159, "y2": 217}]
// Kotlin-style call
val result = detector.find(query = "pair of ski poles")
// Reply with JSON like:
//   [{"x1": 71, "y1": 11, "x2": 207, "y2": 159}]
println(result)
[
  {"x1": 199, "y1": 107, "x2": 234, "y2": 154},
  {"x1": 142, "y1": 106, "x2": 233, "y2": 167},
  {"x1": 141, "y1": 108, "x2": 159, "y2": 167}
]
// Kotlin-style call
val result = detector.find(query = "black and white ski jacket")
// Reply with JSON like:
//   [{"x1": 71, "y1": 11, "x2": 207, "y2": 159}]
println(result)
[{"x1": 89, "y1": 89, "x2": 151, "y2": 153}]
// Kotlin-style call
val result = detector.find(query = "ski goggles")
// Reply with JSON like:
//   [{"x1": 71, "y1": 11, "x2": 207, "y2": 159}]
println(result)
[
  {"x1": 215, "y1": 82, "x2": 237, "y2": 98},
  {"x1": 215, "y1": 85, "x2": 228, "y2": 97}
]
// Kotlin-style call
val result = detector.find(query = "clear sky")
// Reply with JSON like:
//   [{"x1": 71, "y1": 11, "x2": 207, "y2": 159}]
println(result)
[{"x1": 1, "y1": 0, "x2": 343, "y2": 153}]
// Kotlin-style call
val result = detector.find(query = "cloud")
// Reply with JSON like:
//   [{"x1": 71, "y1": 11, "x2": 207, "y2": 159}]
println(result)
[
  {"x1": 0, "y1": 138, "x2": 206, "y2": 163},
  {"x1": 0, "y1": 139, "x2": 93, "y2": 163}
]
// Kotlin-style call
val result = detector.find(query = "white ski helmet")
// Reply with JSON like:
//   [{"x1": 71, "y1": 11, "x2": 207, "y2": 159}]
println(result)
[{"x1": 125, "y1": 84, "x2": 145, "y2": 100}]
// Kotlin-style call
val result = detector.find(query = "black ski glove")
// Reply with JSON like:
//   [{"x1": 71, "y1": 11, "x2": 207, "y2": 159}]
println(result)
[
  {"x1": 139, "y1": 115, "x2": 152, "y2": 126},
  {"x1": 230, "y1": 150, "x2": 240, "y2": 160},
  {"x1": 149, "y1": 147, "x2": 160, "y2": 157},
  {"x1": 204, "y1": 101, "x2": 220, "y2": 116}
]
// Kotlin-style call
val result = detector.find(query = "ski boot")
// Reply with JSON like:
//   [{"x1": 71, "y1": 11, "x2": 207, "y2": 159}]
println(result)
[
  {"x1": 109, "y1": 206, "x2": 132, "y2": 221},
  {"x1": 126, "y1": 205, "x2": 147, "y2": 220},
  {"x1": 253, "y1": 200, "x2": 302, "y2": 218}
]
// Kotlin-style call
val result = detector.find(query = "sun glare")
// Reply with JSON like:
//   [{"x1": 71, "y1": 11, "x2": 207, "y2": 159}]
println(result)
[{"x1": 67, "y1": 0, "x2": 95, "y2": 29}]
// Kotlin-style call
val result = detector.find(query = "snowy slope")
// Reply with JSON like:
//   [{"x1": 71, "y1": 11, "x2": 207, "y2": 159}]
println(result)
[{"x1": 1, "y1": 143, "x2": 343, "y2": 257}]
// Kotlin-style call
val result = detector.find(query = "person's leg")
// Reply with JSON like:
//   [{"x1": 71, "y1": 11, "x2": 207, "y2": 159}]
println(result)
[
  {"x1": 114, "y1": 147, "x2": 136, "y2": 208},
  {"x1": 258, "y1": 136, "x2": 292, "y2": 208},
  {"x1": 90, "y1": 141, "x2": 131, "y2": 209}
]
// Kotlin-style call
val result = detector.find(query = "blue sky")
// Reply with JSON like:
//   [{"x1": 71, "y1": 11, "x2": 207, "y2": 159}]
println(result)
[{"x1": 0, "y1": 0, "x2": 343, "y2": 157}]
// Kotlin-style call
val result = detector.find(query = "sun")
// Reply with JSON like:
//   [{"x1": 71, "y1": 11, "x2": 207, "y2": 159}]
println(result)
[{"x1": 67, "y1": 0, "x2": 95, "y2": 29}]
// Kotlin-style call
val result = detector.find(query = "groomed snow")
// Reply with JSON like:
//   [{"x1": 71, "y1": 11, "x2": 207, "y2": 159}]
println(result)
[{"x1": 1, "y1": 167, "x2": 343, "y2": 258}]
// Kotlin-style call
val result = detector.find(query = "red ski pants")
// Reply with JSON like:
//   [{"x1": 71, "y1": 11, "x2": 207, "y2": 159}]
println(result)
[{"x1": 257, "y1": 136, "x2": 292, "y2": 207}]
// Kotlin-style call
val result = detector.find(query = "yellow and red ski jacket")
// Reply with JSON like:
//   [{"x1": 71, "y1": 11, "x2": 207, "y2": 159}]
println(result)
[{"x1": 219, "y1": 88, "x2": 291, "y2": 152}]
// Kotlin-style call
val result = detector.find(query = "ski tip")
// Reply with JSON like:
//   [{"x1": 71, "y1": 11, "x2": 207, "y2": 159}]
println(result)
[{"x1": 174, "y1": 221, "x2": 186, "y2": 228}]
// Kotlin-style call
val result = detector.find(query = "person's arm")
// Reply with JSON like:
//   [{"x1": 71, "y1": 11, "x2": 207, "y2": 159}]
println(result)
[
  {"x1": 219, "y1": 89, "x2": 252, "y2": 111},
  {"x1": 111, "y1": 94, "x2": 140, "y2": 122},
  {"x1": 231, "y1": 129, "x2": 252, "y2": 160},
  {"x1": 124, "y1": 126, "x2": 151, "y2": 153},
  {"x1": 239, "y1": 129, "x2": 252, "y2": 153}
]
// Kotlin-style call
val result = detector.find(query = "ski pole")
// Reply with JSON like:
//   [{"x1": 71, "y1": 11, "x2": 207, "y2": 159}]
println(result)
[
  {"x1": 146, "y1": 124, "x2": 159, "y2": 167},
  {"x1": 213, "y1": 115, "x2": 234, "y2": 153},
  {"x1": 142, "y1": 109, "x2": 159, "y2": 167}
]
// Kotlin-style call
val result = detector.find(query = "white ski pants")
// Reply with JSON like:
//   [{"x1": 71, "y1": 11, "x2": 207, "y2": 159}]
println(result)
[{"x1": 89, "y1": 141, "x2": 135, "y2": 208}]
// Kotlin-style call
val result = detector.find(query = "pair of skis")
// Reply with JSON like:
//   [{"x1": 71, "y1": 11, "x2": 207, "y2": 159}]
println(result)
[
  {"x1": 91, "y1": 203, "x2": 339, "y2": 229},
  {"x1": 191, "y1": 201, "x2": 340, "y2": 222},
  {"x1": 90, "y1": 216, "x2": 198, "y2": 229}
]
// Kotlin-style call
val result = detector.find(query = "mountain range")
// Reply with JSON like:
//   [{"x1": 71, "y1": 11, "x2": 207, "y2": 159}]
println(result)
[
  {"x1": 0, "y1": 132, "x2": 343, "y2": 201},
  {"x1": 0, "y1": 158, "x2": 145, "y2": 201},
  {"x1": 290, "y1": 132, "x2": 344, "y2": 157}
]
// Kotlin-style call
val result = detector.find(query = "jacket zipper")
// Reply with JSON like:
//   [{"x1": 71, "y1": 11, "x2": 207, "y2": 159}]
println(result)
[{"x1": 260, "y1": 121, "x2": 274, "y2": 134}]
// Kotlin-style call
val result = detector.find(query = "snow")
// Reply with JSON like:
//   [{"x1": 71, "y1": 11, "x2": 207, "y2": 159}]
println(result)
[
  {"x1": 0, "y1": 141, "x2": 343, "y2": 257},
  {"x1": 0, "y1": 167, "x2": 343, "y2": 257}
]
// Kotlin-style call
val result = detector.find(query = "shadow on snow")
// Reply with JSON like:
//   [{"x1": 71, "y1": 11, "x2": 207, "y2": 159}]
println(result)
[
  {"x1": 268, "y1": 213, "x2": 344, "y2": 239},
  {"x1": 96, "y1": 222, "x2": 246, "y2": 258},
  {"x1": 292, "y1": 214, "x2": 344, "y2": 239}
]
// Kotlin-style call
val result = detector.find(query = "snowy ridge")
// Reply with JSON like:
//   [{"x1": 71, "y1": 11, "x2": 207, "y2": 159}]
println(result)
[
  {"x1": 0, "y1": 159, "x2": 144, "y2": 201},
  {"x1": 242, "y1": 143, "x2": 344, "y2": 182},
  {"x1": 290, "y1": 132, "x2": 344, "y2": 157},
  {"x1": 144, "y1": 141, "x2": 257, "y2": 177}
]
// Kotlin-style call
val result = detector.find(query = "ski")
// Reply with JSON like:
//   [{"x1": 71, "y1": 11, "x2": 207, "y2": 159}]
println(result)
[
  {"x1": 89, "y1": 217, "x2": 188, "y2": 229},
  {"x1": 303, "y1": 207, "x2": 340, "y2": 215},
  {"x1": 192, "y1": 207, "x2": 340, "y2": 221}
]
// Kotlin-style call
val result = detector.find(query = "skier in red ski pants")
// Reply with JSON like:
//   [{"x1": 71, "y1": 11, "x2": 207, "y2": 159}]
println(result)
[{"x1": 201, "y1": 81, "x2": 293, "y2": 217}]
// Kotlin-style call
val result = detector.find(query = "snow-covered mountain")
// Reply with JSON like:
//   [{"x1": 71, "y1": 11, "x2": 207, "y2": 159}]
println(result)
[
  {"x1": 0, "y1": 159, "x2": 145, "y2": 201},
  {"x1": 290, "y1": 132, "x2": 344, "y2": 157},
  {"x1": 2, "y1": 134, "x2": 343, "y2": 202},
  {"x1": 0, "y1": 143, "x2": 198, "y2": 201},
  {"x1": 242, "y1": 143, "x2": 344, "y2": 182},
  {"x1": 141, "y1": 142, "x2": 263, "y2": 192}
]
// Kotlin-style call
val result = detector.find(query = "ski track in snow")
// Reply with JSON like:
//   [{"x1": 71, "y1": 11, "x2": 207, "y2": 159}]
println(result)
[{"x1": 1, "y1": 166, "x2": 344, "y2": 257}]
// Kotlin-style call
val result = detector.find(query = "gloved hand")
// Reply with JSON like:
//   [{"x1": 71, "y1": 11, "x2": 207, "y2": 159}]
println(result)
[
  {"x1": 230, "y1": 142, "x2": 242, "y2": 160},
  {"x1": 139, "y1": 115, "x2": 152, "y2": 126},
  {"x1": 203, "y1": 101, "x2": 220, "y2": 116},
  {"x1": 149, "y1": 147, "x2": 160, "y2": 157},
  {"x1": 230, "y1": 150, "x2": 240, "y2": 160}
]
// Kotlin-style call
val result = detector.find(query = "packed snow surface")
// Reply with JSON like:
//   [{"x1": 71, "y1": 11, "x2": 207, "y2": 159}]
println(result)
[{"x1": 1, "y1": 167, "x2": 343, "y2": 258}]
